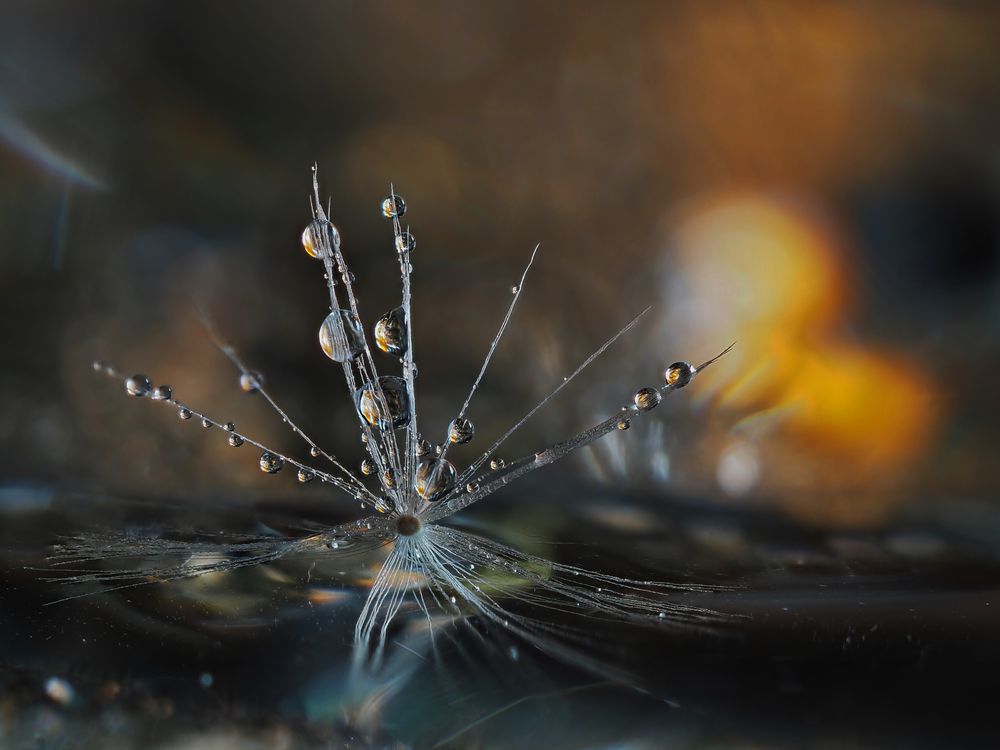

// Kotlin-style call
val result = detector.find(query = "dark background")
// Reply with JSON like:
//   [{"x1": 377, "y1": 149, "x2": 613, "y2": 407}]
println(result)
[{"x1": 1, "y1": 1, "x2": 999, "y2": 748}]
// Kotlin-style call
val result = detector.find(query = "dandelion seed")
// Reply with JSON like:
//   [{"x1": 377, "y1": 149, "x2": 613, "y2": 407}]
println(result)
[{"x1": 62, "y1": 166, "x2": 736, "y2": 705}]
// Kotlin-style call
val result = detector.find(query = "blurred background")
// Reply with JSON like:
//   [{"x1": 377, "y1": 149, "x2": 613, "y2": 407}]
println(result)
[{"x1": 1, "y1": 1, "x2": 999, "y2": 748}]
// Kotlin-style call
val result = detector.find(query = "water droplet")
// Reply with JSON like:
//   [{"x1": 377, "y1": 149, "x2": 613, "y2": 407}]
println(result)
[
  {"x1": 657, "y1": 612, "x2": 666, "y2": 619},
  {"x1": 297, "y1": 468, "x2": 315, "y2": 484},
  {"x1": 448, "y1": 417, "x2": 475, "y2": 445},
  {"x1": 395, "y1": 230, "x2": 416, "y2": 254},
  {"x1": 416, "y1": 438, "x2": 433, "y2": 457},
  {"x1": 201, "y1": 417, "x2": 212, "y2": 428},
  {"x1": 381, "y1": 194, "x2": 406, "y2": 219},
  {"x1": 415, "y1": 458, "x2": 457, "y2": 501},
  {"x1": 302, "y1": 220, "x2": 339, "y2": 259},
  {"x1": 228, "y1": 433, "x2": 244, "y2": 447},
  {"x1": 360, "y1": 458, "x2": 375, "y2": 476},
  {"x1": 239, "y1": 372, "x2": 264, "y2": 393},
  {"x1": 319, "y1": 309, "x2": 365, "y2": 363},
  {"x1": 665, "y1": 361, "x2": 695, "y2": 388},
  {"x1": 259, "y1": 451, "x2": 284, "y2": 474},
  {"x1": 354, "y1": 376, "x2": 410, "y2": 429},
  {"x1": 92, "y1": 360, "x2": 106, "y2": 372},
  {"x1": 633, "y1": 387, "x2": 661, "y2": 412},
  {"x1": 382, "y1": 469, "x2": 395, "y2": 489},
  {"x1": 511, "y1": 285, "x2": 519, "y2": 294},
  {"x1": 617, "y1": 416, "x2": 631, "y2": 430},
  {"x1": 374, "y1": 307, "x2": 407, "y2": 355},
  {"x1": 310, "y1": 446, "x2": 321, "y2": 458},
  {"x1": 223, "y1": 421, "x2": 236, "y2": 432},
  {"x1": 151, "y1": 384, "x2": 173, "y2": 401},
  {"x1": 490, "y1": 457, "x2": 504, "y2": 470},
  {"x1": 125, "y1": 374, "x2": 152, "y2": 397},
  {"x1": 466, "y1": 481, "x2": 479, "y2": 493},
  {"x1": 178, "y1": 407, "x2": 192, "y2": 420}
]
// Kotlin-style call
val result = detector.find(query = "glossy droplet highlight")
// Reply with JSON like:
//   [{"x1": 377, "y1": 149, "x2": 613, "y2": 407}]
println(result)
[
  {"x1": 490, "y1": 458, "x2": 505, "y2": 470},
  {"x1": 228, "y1": 433, "x2": 244, "y2": 447},
  {"x1": 665, "y1": 361, "x2": 695, "y2": 388},
  {"x1": 319, "y1": 309, "x2": 365, "y2": 363},
  {"x1": 360, "y1": 458, "x2": 375, "y2": 476},
  {"x1": 178, "y1": 407, "x2": 192, "y2": 420},
  {"x1": 152, "y1": 384, "x2": 173, "y2": 401},
  {"x1": 415, "y1": 458, "x2": 457, "y2": 501},
  {"x1": 448, "y1": 417, "x2": 475, "y2": 445},
  {"x1": 633, "y1": 387, "x2": 661, "y2": 412},
  {"x1": 259, "y1": 451, "x2": 284, "y2": 474},
  {"x1": 395, "y1": 231, "x2": 416, "y2": 254},
  {"x1": 355, "y1": 376, "x2": 410, "y2": 430},
  {"x1": 297, "y1": 468, "x2": 315, "y2": 484},
  {"x1": 302, "y1": 220, "x2": 339, "y2": 259},
  {"x1": 374, "y1": 307, "x2": 407, "y2": 355},
  {"x1": 381, "y1": 195, "x2": 406, "y2": 219},
  {"x1": 239, "y1": 372, "x2": 263, "y2": 393},
  {"x1": 125, "y1": 374, "x2": 152, "y2": 398}
]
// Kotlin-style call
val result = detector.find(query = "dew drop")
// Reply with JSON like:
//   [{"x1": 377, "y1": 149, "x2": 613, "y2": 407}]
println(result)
[
  {"x1": 302, "y1": 220, "x2": 339, "y2": 259},
  {"x1": 228, "y1": 433, "x2": 244, "y2": 447},
  {"x1": 665, "y1": 361, "x2": 695, "y2": 389},
  {"x1": 381, "y1": 194, "x2": 406, "y2": 219},
  {"x1": 297, "y1": 468, "x2": 315, "y2": 484},
  {"x1": 259, "y1": 451, "x2": 284, "y2": 474},
  {"x1": 617, "y1": 416, "x2": 631, "y2": 430},
  {"x1": 178, "y1": 407, "x2": 192, "y2": 420},
  {"x1": 310, "y1": 446, "x2": 321, "y2": 458},
  {"x1": 416, "y1": 438, "x2": 433, "y2": 457},
  {"x1": 201, "y1": 417, "x2": 212, "y2": 429},
  {"x1": 239, "y1": 371, "x2": 264, "y2": 393},
  {"x1": 360, "y1": 458, "x2": 375, "y2": 476},
  {"x1": 490, "y1": 457, "x2": 504, "y2": 470},
  {"x1": 374, "y1": 307, "x2": 407, "y2": 355},
  {"x1": 415, "y1": 458, "x2": 457, "y2": 501},
  {"x1": 355, "y1": 376, "x2": 411, "y2": 429},
  {"x1": 395, "y1": 231, "x2": 416, "y2": 254},
  {"x1": 633, "y1": 387, "x2": 661, "y2": 412},
  {"x1": 448, "y1": 417, "x2": 475, "y2": 445},
  {"x1": 319, "y1": 310, "x2": 365, "y2": 363},
  {"x1": 92, "y1": 360, "x2": 106, "y2": 372},
  {"x1": 223, "y1": 421, "x2": 236, "y2": 432},
  {"x1": 125, "y1": 374, "x2": 152, "y2": 398},
  {"x1": 466, "y1": 481, "x2": 479, "y2": 493},
  {"x1": 511, "y1": 285, "x2": 519, "y2": 294},
  {"x1": 382, "y1": 469, "x2": 395, "y2": 489},
  {"x1": 151, "y1": 384, "x2": 173, "y2": 401}
]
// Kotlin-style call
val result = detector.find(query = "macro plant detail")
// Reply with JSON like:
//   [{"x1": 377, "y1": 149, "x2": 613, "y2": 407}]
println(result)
[{"x1": 55, "y1": 166, "x2": 734, "y2": 686}]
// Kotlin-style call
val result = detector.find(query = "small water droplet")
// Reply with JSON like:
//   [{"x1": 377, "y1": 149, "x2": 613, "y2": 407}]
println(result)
[
  {"x1": 395, "y1": 231, "x2": 416, "y2": 253},
  {"x1": 617, "y1": 416, "x2": 631, "y2": 430},
  {"x1": 511, "y1": 284, "x2": 519, "y2": 294},
  {"x1": 381, "y1": 194, "x2": 406, "y2": 219},
  {"x1": 416, "y1": 438, "x2": 433, "y2": 457},
  {"x1": 310, "y1": 445, "x2": 321, "y2": 458},
  {"x1": 259, "y1": 451, "x2": 284, "y2": 474},
  {"x1": 239, "y1": 372, "x2": 264, "y2": 393},
  {"x1": 448, "y1": 417, "x2": 475, "y2": 445},
  {"x1": 355, "y1": 376, "x2": 411, "y2": 429},
  {"x1": 297, "y1": 468, "x2": 315, "y2": 484},
  {"x1": 382, "y1": 469, "x2": 395, "y2": 489},
  {"x1": 178, "y1": 407, "x2": 192, "y2": 420},
  {"x1": 466, "y1": 481, "x2": 479, "y2": 493},
  {"x1": 151, "y1": 384, "x2": 173, "y2": 401},
  {"x1": 665, "y1": 361, "x2": 695, "y2": 388},
  {"x1": 223, "y1": 421, "x2": 236, "y2": 432},
  {"x1": 633, "y1": 387, "x2": 661, "y2": 412},
  {"x1": 125, "y1": 374, "x2": 152, "y2": 398},
  {"x1": 302, "y1": 220, "x2": 339, "y2": 259},
  {"x1": 490, "y1": 457, "x2": 504, "y2": 470},
  {"x1": 360, "y1": 458, "x2": 375, "y2": 476},
  {"x1": 374, "y1": 307, "x2": 407, "y2": 355},
  {"x1": 319, "y1": 309, "x2": 365, "y2": 363},
  {"x1": 415, "y1": 458, "x2": 457, "y2": 501},
  {"x1": 228, "y1": 433, "x2": 244, "y2": 447},
  {"x1": 201, "y1": 417, "x2": 212, "y2": 429}
]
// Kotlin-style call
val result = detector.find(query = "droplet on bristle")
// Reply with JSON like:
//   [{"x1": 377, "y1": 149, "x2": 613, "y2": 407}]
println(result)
[
  {"x1": 415, "y1": 458, "x2": 457, "y2": 501},
  {"x1": 448, "y1": 417, "x2": 475, "y2": 445},
  {"x1": 310, "y1": 446, "x2": 321, "y2": 458},
  {"x1": 259, "y1": 451, "x2": 284, "y2": 474},
  {"x1": 223, "y1": 421, "x2": 236, "y2": 432},
  {"x1": 490, "y1": 457, "x2": 504, "y2": 470},
  {"x1": 297, "y1": 468, "x2": 315, "y2": 484},
  {"x1": 665, "y1": 361, "x2": 695, "y2": 388},
  {"x1": 382, "y1": 469, "x2": 395, "y2": 489},
  {"x1": 633, "y1": 387, "x2": 661, "y2": 412},
  {"x1": 201, "y1": 417, "x2": 212, "y2": 428},
  {"x1": 152, "y1": 384, "x2": 173, "y2": 401},
  {"x1": 319, "y1": 309, "x2": 365, "y2": 363},
  {"x1": 374, "y1": 307, "x2": 407, "y2": 355},
  {"x1": 617, "y1": 416, "x2": 631, "y2": 431},
  {"x1": 360, "y1": 458, "x2": 375, "y2": 476},
  {"x1": 125, "y1": 374, "x2": 152, "y2": 398},
  {"x1": 239, "y1": 372, "x2": 264, "y2": 393},
  {"x1": 228, "y1": 433, "x2": 244, "y2": 447},
  {"x1": 354, "y1": 376, "x2": 410, "y2": 429},
  {"x1": 395, "y1": 231, "x2": 416, "y2": 254},
  {"x1": 416, "y1": 438, "x2": 433, "y2": 457},
  {"x1": 381, "y1": 194, "x2": 406, "y2": 219}
]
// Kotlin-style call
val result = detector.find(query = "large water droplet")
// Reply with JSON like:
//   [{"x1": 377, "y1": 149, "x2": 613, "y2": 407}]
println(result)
[
  {"x1": 633, "y1": 387, "x2": 661, "y2": 411},
  {"x1": 395, "y1": 231, "x2": 416, "y2": 254},
  {"x1": 239, "y1": 372, "x2": 264, "y2": 393},
  {"x1": 415, "y1": 458, "x2": 457, "y2": 501},
  {"x1": 381, "y1": 195, "x2": 406, "y2": 219},
  {"x1": 302, "y1": 220, "x2": 339, "y2": 259},
  {"x1": 319, "y1": 309, "x2": 365, "y2": 362},
  {"x1": 259, "y1": 451, "x2": 284, "y2": 474},
  {"x1": 360, "y1": 458, "x2": 375, "y2": 476},
  {"x1": 448, "y1": 417, "x2": 475, "y2": 445},
  {"x1": 125, "y1": 374, "x2": 152, "y2": 398},
  {"x1": 374, "y1": 307, "x2": 407, "y2": 355},
  {"x1": 354, "y1": 376, "x2": 410, "y2": 429},
  {"x1": 664, "y1": 361, "x2": 695, "y2": 388}
]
